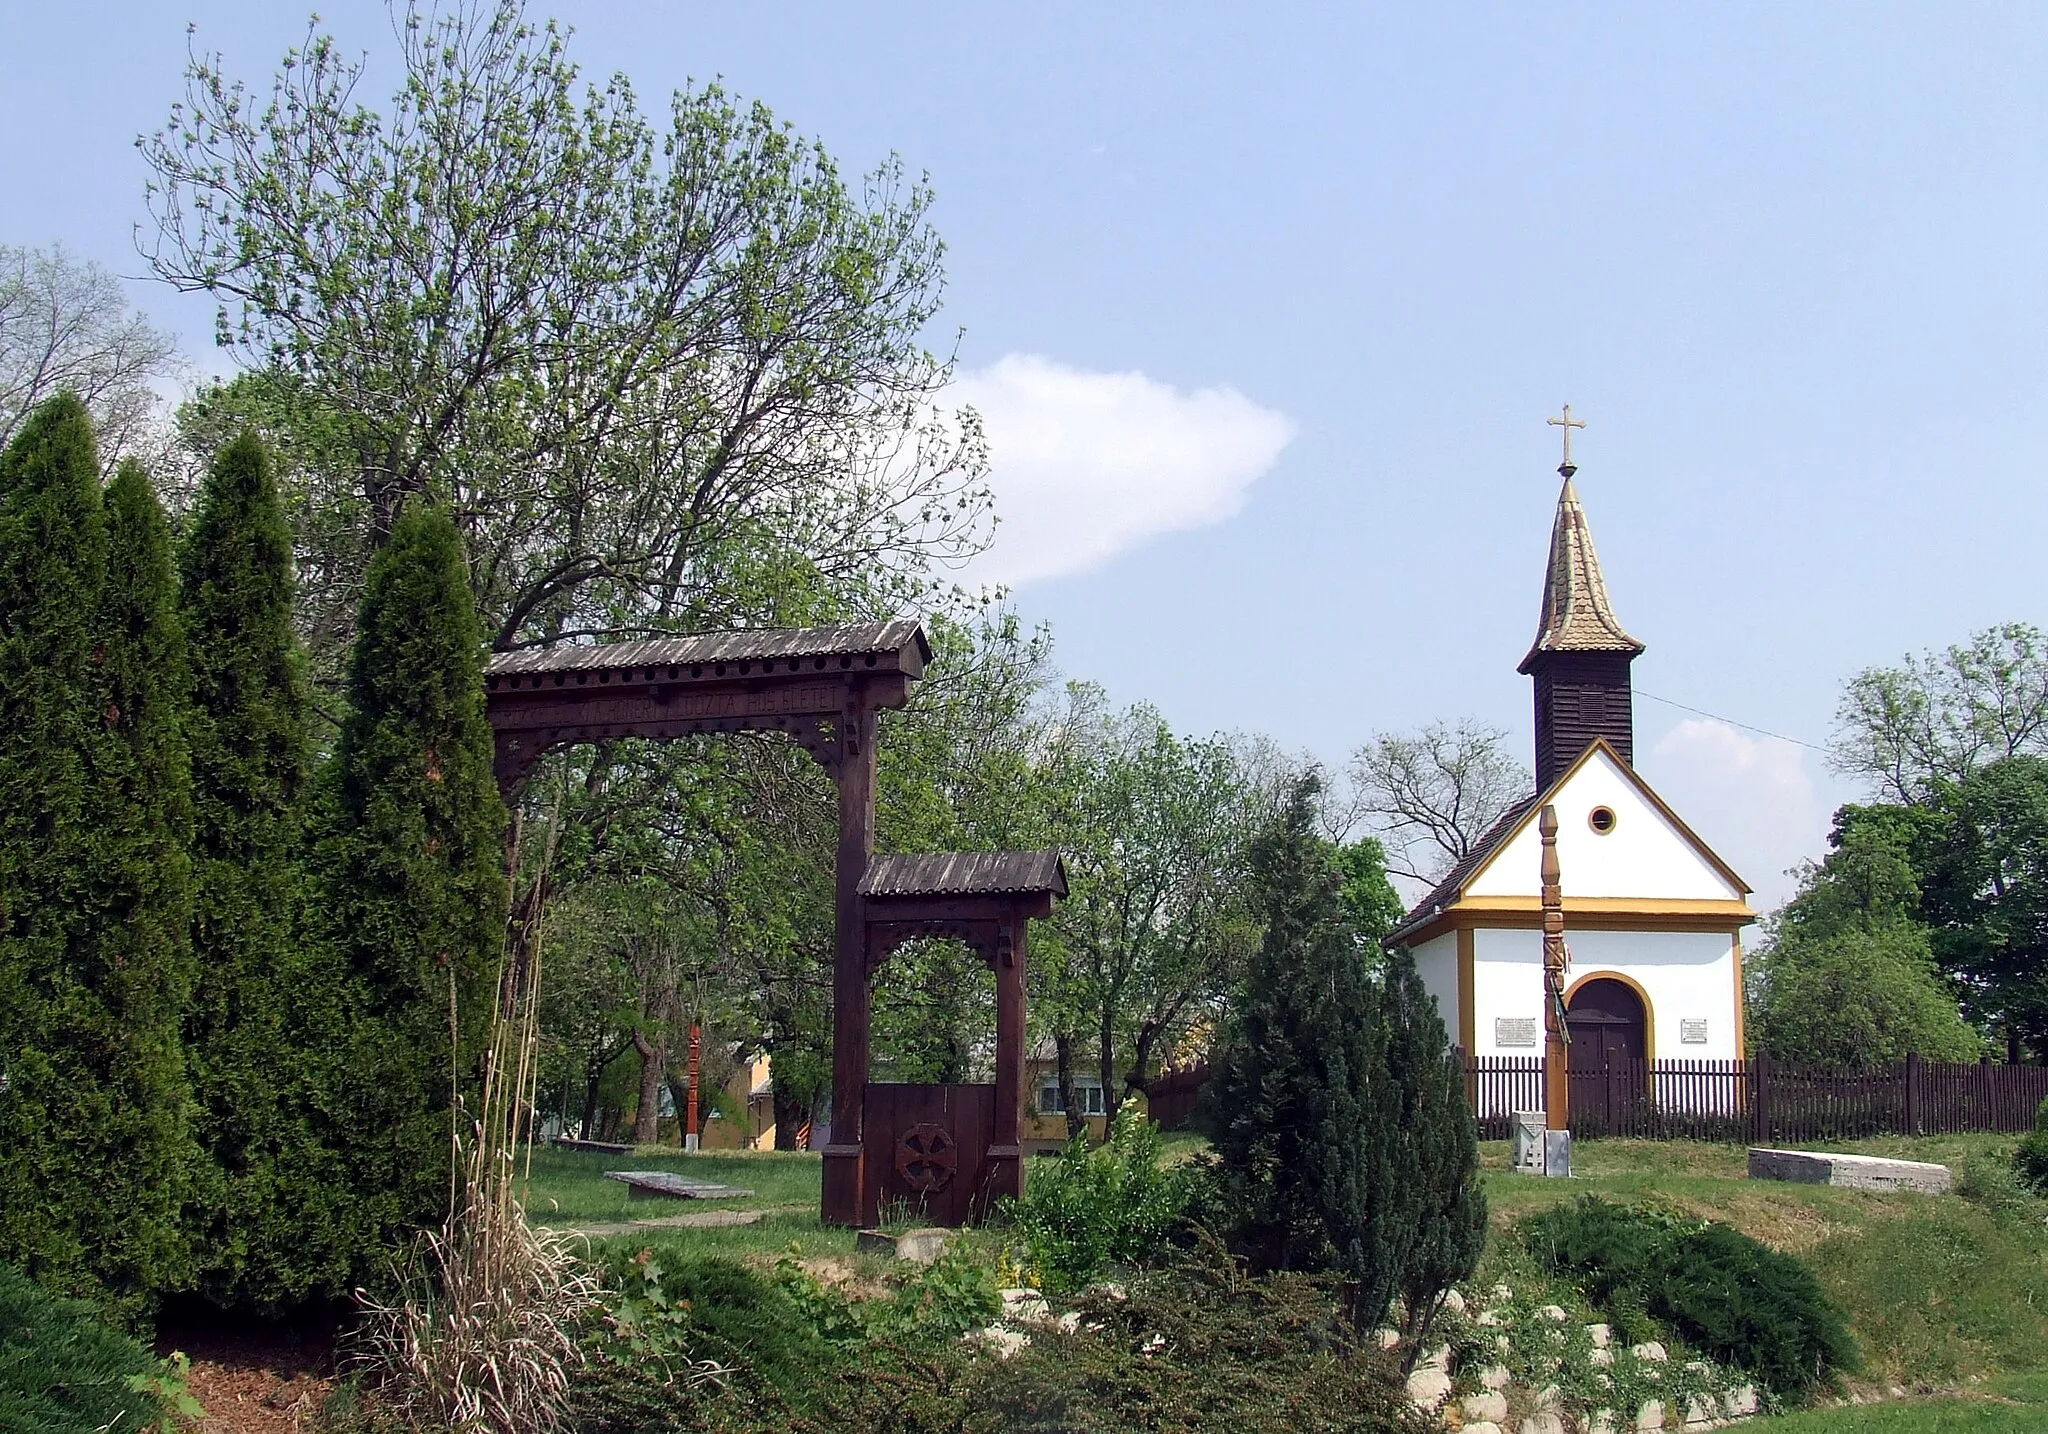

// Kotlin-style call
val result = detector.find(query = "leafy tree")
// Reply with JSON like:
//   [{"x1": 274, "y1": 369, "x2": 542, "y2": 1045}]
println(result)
[
  {"x1": 1347, "y1": 718, "x2": 1531, "y2": 884},
  {"x1": 0, "y1": 246, "x2": 182, "y2": 463},
  {"x1": 143, "y1": 0, "x2": 988, "y2": 662},
  {"x1": 1333, "y1": 836, "x2": 1405, "y2": 944},
  {"x1": 1749, "y1": 814, "x2": 1980, "y2": 1067},
  {"x1": 1914, "y1": 756, "x2": 2048, "y2": 1060},
  {"x1": 177, "y1": 432, "x2": 331, "y2": 1311},
  {"x1": 0, "y1": 397, "x2": 198, "y2": 1315},
  {"x1": 1832, "y1": 623, "x2": 2048, "y2": 803},
  {"x1": 309, "y1": 500, "x2": 508, "y2": 1268}
]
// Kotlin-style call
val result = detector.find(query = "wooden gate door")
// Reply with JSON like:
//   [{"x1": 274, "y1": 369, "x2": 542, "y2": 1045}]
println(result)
[
  {"x1": 861, "y1": 1083, "x2": 998, "y2": 1227},
  {"x1": 1567, "y1": 979, "x2": 1649, "y2": 1136}
]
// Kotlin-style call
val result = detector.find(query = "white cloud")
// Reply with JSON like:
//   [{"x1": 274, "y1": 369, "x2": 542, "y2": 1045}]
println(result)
[
  {"x1": 950, "y1": 353, "x2": 1296, "y2": 588},
  {"x1": 1642, "y1": 719, "x2": 1839, "y2": 915}
]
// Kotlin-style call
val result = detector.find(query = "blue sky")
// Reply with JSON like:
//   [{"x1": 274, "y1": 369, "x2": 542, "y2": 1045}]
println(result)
[{"x1": 7, "y1": 3, "x2": 2047, "y2": 908}]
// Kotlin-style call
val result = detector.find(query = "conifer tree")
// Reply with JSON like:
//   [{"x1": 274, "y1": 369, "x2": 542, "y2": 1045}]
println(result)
[
  {"x1": 1384, "y1": 949, "x2": 1487, "y2": 1351},
  {"x1": 311, "y1": 499, "x2": 508, "y2": 1263},
  {"x1": 179, "y1": 432, "x2": 335, "y2": 1310},
  {"x1": 1201, "y1": 773, "x2": 1406, "y2": 1322},
  {"x1": 0, "y1": 397, "x2": 200, "y2": 1314}
]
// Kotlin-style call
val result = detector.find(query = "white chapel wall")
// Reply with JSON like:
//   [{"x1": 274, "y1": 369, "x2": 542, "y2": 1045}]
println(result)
[
  {"x1": 1469, "y1": 926, "x2": 1741, "y2": 1063},
  {"x1": 1464, "y1": 747, "x2": 1745, "y2": 902},
  {"x1": 1409, "y1": 931, "x2": 1462, "y2": 1047}
]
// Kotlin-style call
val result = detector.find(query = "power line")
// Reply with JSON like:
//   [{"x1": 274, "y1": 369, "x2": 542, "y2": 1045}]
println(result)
[{"x1": 1633, "y1": 688, "x2": 1830, "y2": 754}]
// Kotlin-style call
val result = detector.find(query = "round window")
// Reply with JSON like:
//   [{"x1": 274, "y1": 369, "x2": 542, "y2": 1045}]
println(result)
[{"x1": 1588, "y1": 806, "x2": 1618, "y2": 835}]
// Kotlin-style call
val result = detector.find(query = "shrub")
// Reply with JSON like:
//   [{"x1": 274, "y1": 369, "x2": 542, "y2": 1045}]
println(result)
[
  {"x1": 1002, "y1": 1101, "x2": 1194, "y2": 1293},
  {"x1": 0, "y1": 1261, "x2": 189, "y2": 1434},
  {"x1": 2013, "y1": 1097, "x2": 2048, "y2": 1196},
  {"x1": 1523, "y1": 1197, "x2": 1858, "y2": 1397}
]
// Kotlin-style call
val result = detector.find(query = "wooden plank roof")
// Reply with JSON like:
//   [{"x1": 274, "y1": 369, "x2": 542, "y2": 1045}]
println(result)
[
  {"x1": 485, "y1": 620, "x2": 931, "y2": 679},
  {"x1": 860, "y1": 850, "x2": 1067, "y2": 900}
]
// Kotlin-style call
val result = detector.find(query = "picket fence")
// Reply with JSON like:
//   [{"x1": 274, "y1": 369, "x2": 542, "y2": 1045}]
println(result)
[
  {"x1": 1145, "y1": 1055, "x2": 2048, "y2": 1143},
  {"x1": 1458, "y1": 1052, "x2": 2048, "y2": 1143}
]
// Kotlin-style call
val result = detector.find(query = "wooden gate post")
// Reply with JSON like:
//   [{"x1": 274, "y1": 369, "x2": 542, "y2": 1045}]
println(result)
[
  {"x1": 986, "y1": 914, "x2": 1027, "y2": 1208},
  {"x1": 821, "y1": 691, "x2": 878, "y2": 1226}
]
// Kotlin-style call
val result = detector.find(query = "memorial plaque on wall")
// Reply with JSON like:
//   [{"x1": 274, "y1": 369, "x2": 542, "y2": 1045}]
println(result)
[
  {"x1": 1680, "y1": 1019, "x2": 1708, "y2": 1044},
  {"x1": 1495, "y1": 1017, "x2": 1540, "y2": 1048}
]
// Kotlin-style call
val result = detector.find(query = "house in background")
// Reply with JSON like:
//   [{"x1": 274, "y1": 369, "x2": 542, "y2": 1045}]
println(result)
[{"x1": 1393, "y1": 449, "x2": 1754, "y2": 1086}]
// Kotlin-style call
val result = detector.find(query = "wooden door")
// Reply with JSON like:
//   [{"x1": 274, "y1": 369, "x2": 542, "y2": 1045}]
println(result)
[
  {"x1": 861, "y1": 1083, "x2": 997, "y2": 1227},
  {"x1": 1566, "y1": 978, "x2": 1648, "y2": 1135}
]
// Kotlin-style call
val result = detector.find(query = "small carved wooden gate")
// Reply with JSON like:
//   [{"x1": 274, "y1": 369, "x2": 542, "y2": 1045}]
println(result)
[{"x1": 857, "y1": 852, "x2": 1066, "y2": 1227}]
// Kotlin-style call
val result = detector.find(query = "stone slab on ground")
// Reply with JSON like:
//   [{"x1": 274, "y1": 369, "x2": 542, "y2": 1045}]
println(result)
[
  {"x1": 565, "y1": 1208, "x2": 764, "y2": 1239},
  {"x1": 855, "y1": 1227, "x2": 952, "y2": 1263},
  {"x1": 604, "y1": 1170, "x2": 754, "y2": 1199},
  {"x1": 1747, "y1": 1147, "x2": 1951, "y2": 1193},
  {"x1": 553, "y1": 1137, "x2": 635, "y2": 1154}
]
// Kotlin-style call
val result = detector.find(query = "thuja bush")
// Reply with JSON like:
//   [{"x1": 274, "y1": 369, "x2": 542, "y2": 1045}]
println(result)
[
  {"x1": 0, "y1": 1261, "x2": 193, "y2": 1434},
  {"x1": 307, "y1": 499, "x2": 509, "y2": 1282},
  {"x1": 0, "y1": 397, "x2": 199, "y2": 1315},
  {"x1": 1523, "y1": 1197, "x2": 1858, "y2": 1397},
  {"x1": 1002, "y1": 1099, "x2": 1196, "y2": 1293},
  {"x1": 2013, "y1": 1097, "x2": 2048, "y2": 1195}
]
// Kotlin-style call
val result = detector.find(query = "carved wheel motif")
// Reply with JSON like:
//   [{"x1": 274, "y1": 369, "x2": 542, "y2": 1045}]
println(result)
[{"x1": 894, "y1": 1123, "x2": 958, "y2": 1192}]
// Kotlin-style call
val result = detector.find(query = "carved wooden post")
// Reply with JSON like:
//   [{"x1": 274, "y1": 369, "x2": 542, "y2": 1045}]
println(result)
[
  {"x1": 821, "y1": 688, "x2": 877, "y2": 1226},
  {"x1": 1539, "y1": 804, "x2": 1572, "y2": 1176},
  {"x1": 987, "y1": 911, "x2": 1027, "y2": 1208}
]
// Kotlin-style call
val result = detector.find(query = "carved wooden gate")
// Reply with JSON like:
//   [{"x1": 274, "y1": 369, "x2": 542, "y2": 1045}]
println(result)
[{"x1": 861, "y1": 1083, "x2": 998, "y2": 1227}]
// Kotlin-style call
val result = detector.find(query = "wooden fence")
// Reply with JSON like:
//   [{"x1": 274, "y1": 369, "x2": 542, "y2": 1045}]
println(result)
[
  {"x1": 1145, "y1": 1063, "x2": 1211, "y2": 1131},
  {"x1": 1459, "y1": 1052, "x2": 2048, "y2": 1143}
]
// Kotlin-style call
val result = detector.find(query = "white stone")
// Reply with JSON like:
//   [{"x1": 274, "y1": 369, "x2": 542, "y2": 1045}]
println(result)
[
  {"x1": 1635, "y1": 1401, "x2": 1665, "y2": 1430},
  {"x1": 1443, "y1": 1287, "x2": 1467, "y2": 1315},
  {"x1": 1586, "y1": 1322, "x2": 1612, "y2": 1346},
  {"x1": 1056, "y1": 1311, "x2": 1081, "y2": 1334},
  {"x1": 1493, "y1": 1283, "x2": 1514, "y2": 1301},
  {"x1": 1480, "y1": 1364, "x2": 1512, "y2": 1390},
  {"x1": 1419, "y1": 1344, "x2": 1451, "y2": 1373},
  {"x1": 1631, "y1": 1342, "x2": 1668, "y2": 1363},
  {"x1": 1746, "y1": 1147, "x2": 1951, "y2": 1194},
  {"x1": 1724, "y1": 1386, "x2": 1757, "y2": 1417},
  {"x1": 1587, "y1": 1414, "x2": 1619, "y2": 1434},
  {"x1": 1539, "y1": 1303, "x2": 1570, "y2": 1322},
  {"x1": 1590, "y1": 1347, "x2": 1614, "y2": 1367},
  {"x1": 1376, "y1": 1327, "x2": 1401, "y2": 1350},
  {"x1": 1461, "y1": 1391, "x2": 1509, "y2": 1422},
  {"x1": 1533, "y1": 1385, "x2": 1562, "y2": 1411},
  {"x1": 1477, "y1": 1309, "x2": 1505, "y2": 1327},
  {"x1": 998, "y1": 1288, "x2": 1049, "y2": 1323},
  {"x1": 1683, "y1": 1397, "x2": 1715, "y2": 1425},
  {"x1": 1406, "y1": 1368, "x2": 1454, "y2": 1410},
  {"x1": 972, "y1": 1325, "x2": 1029, "y2": 1358},
  {"x1": 1461, "y1": 1424, "x2": 1503, "y2": 1434},
  {"x1": 1518, "y1": 1416, "x2": 1566, "y2": 1434}
]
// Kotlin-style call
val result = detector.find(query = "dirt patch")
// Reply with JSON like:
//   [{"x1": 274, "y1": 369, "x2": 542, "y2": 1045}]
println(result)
[{"x1": 156, "y1": 1324, "x2": 335, "y2": 1434}]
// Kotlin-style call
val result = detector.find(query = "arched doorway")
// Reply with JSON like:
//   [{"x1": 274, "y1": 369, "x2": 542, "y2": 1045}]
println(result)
[{"x1": 1565, "y1": 976, "x2": 1650, "y2": 1135}]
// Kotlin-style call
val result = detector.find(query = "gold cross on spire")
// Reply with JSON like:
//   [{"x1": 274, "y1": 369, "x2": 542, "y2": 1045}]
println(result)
[{"x1": 1547, "y1": 404, "x2": 1586, "y2": 478}]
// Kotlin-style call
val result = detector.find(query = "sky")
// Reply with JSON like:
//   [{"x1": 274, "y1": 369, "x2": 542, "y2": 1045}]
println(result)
[{"x1": 7, "y1": 3, "x2": 2048, "y2": 911}]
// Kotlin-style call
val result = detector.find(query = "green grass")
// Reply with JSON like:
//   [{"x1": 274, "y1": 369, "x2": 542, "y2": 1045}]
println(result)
[
  {"x1": 524, "y1": 1144, "x2": 824, "y2": 1227},
  {"x1": 1742, "y1": 1372, "x2": 2048, "y2": 1431}
]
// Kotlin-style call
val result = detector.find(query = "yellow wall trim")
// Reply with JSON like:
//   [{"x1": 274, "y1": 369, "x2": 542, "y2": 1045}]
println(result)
[
  {"x1": 1399, "y1": 896, "x2": 1753, "y2": 948},
  {"x1": 1456, "y1": 927, "x2": 1476, "y2": 1055}
]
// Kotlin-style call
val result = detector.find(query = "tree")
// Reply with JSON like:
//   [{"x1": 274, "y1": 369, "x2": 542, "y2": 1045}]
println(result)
[
  {"x1": 1915, "y1": 756, "x2": 2048, "y2": 1060},
  {"x1": 0, "y1": 396, "x2": 199, "y2": 1315},
  {"x1": 143, "y1": 0, "x2": 989, "y2": 665},
  {"x1": 1749, "y1": 814, "x2": 1981, "y2": 1067},
  {"x1": 0, "y1": 246, "x2": 182, "y2": 463},
  {"x1": 1832, "y1": 623, "x2": 2048, "y2": 803},
  {"x1": 1200, "y1": 773, "x2": 1403, "y2": 1318},
  {"x1": 1348, "y1": 719, "x2": 1530, "y2": 883},
  {"x1": 1382, "y1": 950, "x2": 1486, "y2": 1355},
  {"x1": 177, "y1": 432, "x2": 331, "y2": 1311},
  {"x1": 309, "y1": 500, "x2": 509, "y2": 1271}
]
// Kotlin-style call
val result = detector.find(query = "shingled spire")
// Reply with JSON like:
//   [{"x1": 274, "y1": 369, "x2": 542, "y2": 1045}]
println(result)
[{"x1": 1517, "y1": 421, "x2": 1644, "y2": 789}]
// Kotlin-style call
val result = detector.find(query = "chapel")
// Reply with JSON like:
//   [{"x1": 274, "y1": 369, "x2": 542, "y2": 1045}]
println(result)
[{"x1": 1391, "y1": 428, "x2": 1754, "y2": 1074}]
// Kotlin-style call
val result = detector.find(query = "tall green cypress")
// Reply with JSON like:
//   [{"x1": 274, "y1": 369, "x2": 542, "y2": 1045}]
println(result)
[
  {"x1": 1384, "y1": 949, "x2": 1486, "y2": 1346},
  {"x1": 0, "y1": 395, "x2": 113, "y2": 1303},
  {"x1": 179, "y1": 433, "x2": 336, "y2": 1310},
  {"x1": 1201, "y1": 772, "x2": 1406, "y2": 1325},
  {"x1": 0, "y1": 397, "x2": 199, "y2": 1316},
  {"x1": 311, "y1": 500, "x2": 508, "y2": 1267}
]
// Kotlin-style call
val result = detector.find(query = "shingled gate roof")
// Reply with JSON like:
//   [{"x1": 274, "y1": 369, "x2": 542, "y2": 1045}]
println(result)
[
  {"x1": 1518, "y1": 477, "x2": 1643, "y2": 671},
  {"x1": 485, "y1": 620, "x2": 931, "y2": 678},
  {"x1": 860, "y1": 850, "x2": 1068, "y2": 900}
]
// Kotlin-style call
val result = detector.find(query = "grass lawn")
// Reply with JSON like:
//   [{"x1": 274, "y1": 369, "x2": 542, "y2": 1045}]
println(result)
[
  {"x1": 1475, "y1": 1132, "x2": 2048, "y2": 1393},
  {"x1": 1742, "y1": 1372, "x2": 2048, "y2": 1432}
]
